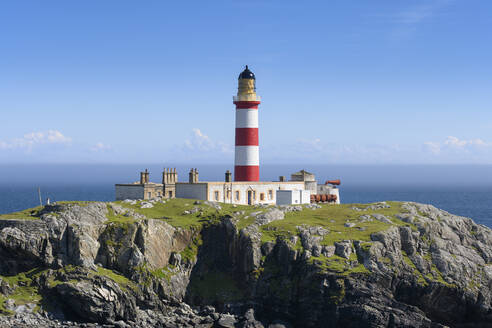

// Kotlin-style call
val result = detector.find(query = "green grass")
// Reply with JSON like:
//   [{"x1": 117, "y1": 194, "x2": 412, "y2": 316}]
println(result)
[
  {"x1": 50, "y1": 266, "x2": 138, "y2": 292},
  {"x1": 0, "y1": 206, "x2": 44, "y2": 220},
  {"x1": 106, "y1": 204, "x2": 136, "y2": 224},
  {"x1": 94, "y1": 267, "x2": 136, "y2": 290},
  {"x1": 55, "y1": 201, "x2": 91, "y2": 207},
  {"x1": 0, "y1": 201, "x2": 97, "y2": 221},
  {"x1": 116, "y1": 198, "x2": 265, "y2": 230},
  {"x1": 0, "y1": 268, "x2": 48, "y2": 315},
  {"x1": 401, "y1": 251, "x2": 428, "y2": 286},
  {"x1": 150, "y1": 265, "x2": 176, "y2": 282},
  {"x1": 259, "y1": 202, "x2": 415, "y2": 246},
  {"x1": 428, "y1": 264, "x2": 455, "y2": 288},
  {"x1": 308, "y1": 253, "x2": 370, "y2": 276}
]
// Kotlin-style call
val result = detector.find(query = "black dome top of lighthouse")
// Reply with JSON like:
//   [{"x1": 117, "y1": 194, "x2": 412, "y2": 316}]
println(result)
[{"x1": 238, "y1": 65, "x2": 255, "y2": 80}]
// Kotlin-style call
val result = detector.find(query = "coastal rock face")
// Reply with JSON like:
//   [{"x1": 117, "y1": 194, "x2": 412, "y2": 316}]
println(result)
[{"x1": 0, "y1": 200, "x2": 491, "y2": 327}]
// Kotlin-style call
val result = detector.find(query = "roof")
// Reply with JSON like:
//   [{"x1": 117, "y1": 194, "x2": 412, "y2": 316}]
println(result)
[
  {"x1": 238, "y1": 65, "x2": 255, "y2": 80},
  {"x1": 291, "y1": 169, "x2": 314, "y2": 176},
  {"x1": 175, "y1": 181, "x2": 304, "y2": 186}
]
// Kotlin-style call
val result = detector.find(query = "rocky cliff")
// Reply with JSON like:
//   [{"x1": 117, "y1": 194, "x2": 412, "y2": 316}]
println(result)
[{"x1": 0, "y1": 199, "x2": 491, "y2": 328}]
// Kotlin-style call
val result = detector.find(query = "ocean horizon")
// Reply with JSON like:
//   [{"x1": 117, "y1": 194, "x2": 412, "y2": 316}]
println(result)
[{"x1": 1, "y1": 164, "x2": 492, "y2": 228}]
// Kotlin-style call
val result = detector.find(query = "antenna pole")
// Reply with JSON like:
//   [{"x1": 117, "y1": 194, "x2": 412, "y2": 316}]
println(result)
[{"x1": 38, "y1": 187, "x2": 43, "y2": 207}]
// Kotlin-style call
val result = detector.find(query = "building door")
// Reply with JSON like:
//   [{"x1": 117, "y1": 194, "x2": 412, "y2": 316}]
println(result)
[{"x1": 248, "y1": 190, "x2": 252, "y2": 205}]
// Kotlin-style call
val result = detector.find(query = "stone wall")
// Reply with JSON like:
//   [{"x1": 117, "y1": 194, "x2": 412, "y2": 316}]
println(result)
[
  {"x1": 175, "y1": 183, "x2": 207, "y2": 200},
  {"x1": 115, "y1": 185, "x2": 144, "y2": 200},
  {"x1": 115, "y1": 184, "x2": 164, "y2": 200}
]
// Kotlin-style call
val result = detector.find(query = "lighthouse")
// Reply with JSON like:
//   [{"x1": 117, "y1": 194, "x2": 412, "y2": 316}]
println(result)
[
  {"x1": 233, "y1": 66, "x2": 261, "y2": 181},
  {"x1": 117, "y1": 65, "x2": 341, "y2": 205}
]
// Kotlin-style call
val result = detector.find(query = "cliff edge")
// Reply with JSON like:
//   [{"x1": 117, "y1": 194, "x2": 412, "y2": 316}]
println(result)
[{"x1": 0, "y1": 199, "x2": 491, "y2": 328}]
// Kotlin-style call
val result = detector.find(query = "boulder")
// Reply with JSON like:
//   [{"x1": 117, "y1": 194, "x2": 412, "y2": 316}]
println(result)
[{"x1": 334, "y1": 241, "x2": 352, "y2": 259}]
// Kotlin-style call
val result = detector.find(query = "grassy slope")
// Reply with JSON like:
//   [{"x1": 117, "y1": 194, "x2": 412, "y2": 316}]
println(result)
[
  {"x1": 115, "y1": 198, "x2": 262, "y2": 229},
  {"x1": 0, "y1": 206, "x2": 44, "y2": 220},
  {"x1": 261, "y1": 201, "x2": 415, "y2": 245}
]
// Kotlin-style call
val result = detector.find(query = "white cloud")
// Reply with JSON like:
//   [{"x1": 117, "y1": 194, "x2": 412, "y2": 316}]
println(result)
[
  {"x1": 443, "y1": 136, "x2": 487, "y2": 148},
  {"x1": 424, "y1": 136, "x2": 490, "y2": 155},
  {"x1": 168, "y1": 128, "x2": 234, "y2": 163},
  {"x1": 0, "y1": 130, "x2": 72, "y2": 151},
  {"x1": 264, "y1": 135, "x2": 492, "y2": 164},
  {"x1": 423, "y1": 136, "x2": 492, "y2": 163},
  {"x1": 90, "y1": 142, "x2": 111, "y2": 152},
  {"x1": 261, "y1": 137, "x2": 408, "y2": 164},
  {"x1": 184, "y1": 128, "x2": 232, "y2": 154},
  {"x1": 423, "y1": 141, "x2": 441, "y2": 154}
]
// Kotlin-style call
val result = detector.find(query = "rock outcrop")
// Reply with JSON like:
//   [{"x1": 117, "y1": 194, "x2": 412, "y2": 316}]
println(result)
[{"x1": 0, "y1": 200, "x2": 491, "y2": 327}]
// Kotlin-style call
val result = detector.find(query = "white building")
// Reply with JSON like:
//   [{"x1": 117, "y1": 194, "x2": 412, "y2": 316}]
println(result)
[
  {"x1": 276, "y1": 190, "x2": 311, "y2": 206},
  {"x1": 174, "y1": 168, "x2": 339, "y2": 206},
  {"x1": 176, "y1": 180, "x2": 305, "y2": 206}
]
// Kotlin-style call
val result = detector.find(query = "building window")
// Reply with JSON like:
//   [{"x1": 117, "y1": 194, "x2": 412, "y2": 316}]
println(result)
[
  {"x1": 260, "y1": 193, "x2": 265, "y2": 201},
  {"x1": 253, "y1": 190, "x2": 256, "y2": 200},
  {"x1": 169, "y1": 191, "x2": 173, "y2": 198},
  {"x1": 214, "y1": 191, "x2": 220, "y2": 201},
  {"x1": 147, "y1": 192, "x2": 152, "y2": 199},
  {"x1": 235, "y1": 191, "x2": 240, "y2": 200},
  {"x1": 268, "y1": 190, "x2": 273, "y2": 200},
  {"x1": 227, "y1": 190, "x2": 231, "y2": 199}
]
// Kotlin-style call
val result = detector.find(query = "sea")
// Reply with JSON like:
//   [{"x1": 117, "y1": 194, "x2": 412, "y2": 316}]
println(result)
[{"x1": 1, "y1": 164, "x2": 492, "y2": 228}]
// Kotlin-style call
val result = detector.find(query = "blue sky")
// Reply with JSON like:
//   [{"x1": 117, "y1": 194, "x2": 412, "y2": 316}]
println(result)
[{"x1": 1, "y1": 0, "x2": 491, "y2": 164}]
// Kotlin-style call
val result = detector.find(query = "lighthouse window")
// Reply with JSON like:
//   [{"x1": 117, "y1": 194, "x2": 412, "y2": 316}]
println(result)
[{"x1": 214, "y1": 191, "x2": 220, "y2": 201}]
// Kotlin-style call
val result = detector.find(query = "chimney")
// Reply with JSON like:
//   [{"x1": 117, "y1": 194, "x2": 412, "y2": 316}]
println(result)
[
  {"x1": 225, "y1": 170, "x2": 232, "y2": 182},
  {"x1": 189, "y1": 168, "x2": 199, "y2": 183},
  {"x1": 279, "y1": 176, "x2": 286, "y2": 182}
]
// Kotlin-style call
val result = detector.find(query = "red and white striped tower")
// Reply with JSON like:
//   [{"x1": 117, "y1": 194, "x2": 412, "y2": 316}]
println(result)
[{"x1": 233, "y1": 66, "x2": 261, "y2": 181}]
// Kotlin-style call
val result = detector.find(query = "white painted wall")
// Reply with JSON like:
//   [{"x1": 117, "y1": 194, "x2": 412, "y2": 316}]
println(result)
[
  {"x1": 234, "y1": 146, "x2": 259, "y2": 166},
  {"x1": 207, "y1": 183, "x2": 287, "y2": 205},
  {"x1": 174, "y1": 182, "x2": 304, "y2": 205},
  {"x1": 331, "y1": 188, "x2": 341, "y2": 204},
  {"x1": 236, "y1": 109, "x2": 258, "y2": 128},
  {"x1": 300, "y1": 190, "x2": 311, "y2": 204}
]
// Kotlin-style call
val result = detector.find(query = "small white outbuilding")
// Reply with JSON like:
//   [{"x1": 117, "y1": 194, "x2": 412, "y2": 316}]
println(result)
[{"x1": 276, "y1": 190, "x2": 311, "y2": 206}]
